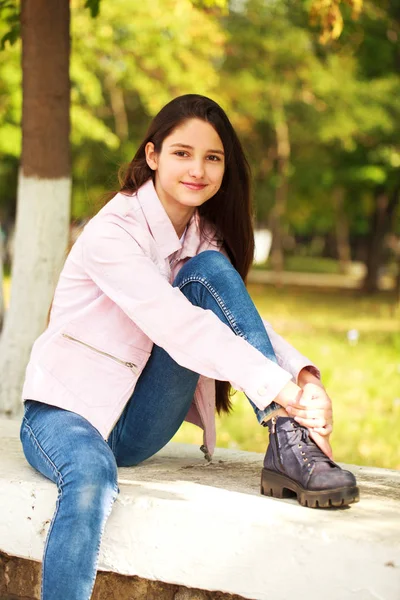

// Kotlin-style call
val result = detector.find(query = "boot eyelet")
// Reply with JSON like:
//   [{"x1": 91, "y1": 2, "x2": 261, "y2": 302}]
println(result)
[
  {"x1": 301, "y1": 451, "x2": 305, "y2": 455},
  {"x1": 298, "y1": 444, "x2": 302, "y2": 448},
  {"x1": 303, "y1": 457, "x2": 308, "y2": 462}
]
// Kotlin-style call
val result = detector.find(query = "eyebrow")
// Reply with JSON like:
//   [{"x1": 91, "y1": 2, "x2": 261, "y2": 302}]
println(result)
[{"x1": 169, "y1": 143, "x2": 225, "y2": 156}]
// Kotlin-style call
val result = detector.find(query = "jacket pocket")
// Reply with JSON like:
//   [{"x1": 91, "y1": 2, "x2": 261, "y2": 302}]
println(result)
[
  {"x1": 40, "y1": 333, "x2": 149, "y2": 408},
  {"x1": 61, "y1": 334, "x2": 140, "y2": 374}
]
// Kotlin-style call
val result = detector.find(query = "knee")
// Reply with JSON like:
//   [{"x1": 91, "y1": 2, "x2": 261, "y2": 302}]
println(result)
[
  {"x1": 174, "y1": 251, "x2": 235, "y2": 286},
  {"x1": 64, "y1": 450, "x2": 118, "y2": 513},
  {"x1": 192, "y1": 250, "x2": 231, "y2": 272}
]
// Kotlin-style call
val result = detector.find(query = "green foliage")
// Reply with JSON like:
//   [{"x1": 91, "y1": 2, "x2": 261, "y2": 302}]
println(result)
[
  {"x1": 84, "y1": 0, "x2": 101, "y2": 18},
  {"x1": 0, "y1": 0, "x2": 19, "y2": 50},
  {"x1": 191, "y1": 0, "x2": 227, "y2": 9},
  {"x1": 0, "y1": 0, "x2": 399, "y2": 250},
  {"x1": 68, "y1": 0, "x2": 226, "y2": 217},
  {"x1": 0, "y1": 0, "x2": 227, "y2": 219},
  {"x1": 309, "y1": 0, "x2": 363, "y2": 43},
  {"x1": 217, "y1": 0, "x2": 400, "y2": 242},
  {"x1": 0, "y1": 9, "x2": 20, "y2": 216}
]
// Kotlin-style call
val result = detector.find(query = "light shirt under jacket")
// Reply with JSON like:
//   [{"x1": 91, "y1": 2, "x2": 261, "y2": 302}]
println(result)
[{"x1": 23, "y1": 179, "x2": 319, "y2": 456}]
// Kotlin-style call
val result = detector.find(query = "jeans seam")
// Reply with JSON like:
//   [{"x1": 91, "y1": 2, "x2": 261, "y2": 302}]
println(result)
[
  {"x1": 22, "y1": 417, "x2": 64, "y2": 487},
  {"x1": 22, "y1": 418, "x2": 64, "y2": 600},
  {"x1": 178, "y1": 275, "x2": 246, "y2": 339},
  {"x1": 177, "y1": 273, "x2": 279, "y2": 425},
  {"x1": 87, "y1": 482, "x2": 119, "y2": 600},
  {"x1": 41, "y1": 494, "x2": 63, "y2": 599}
]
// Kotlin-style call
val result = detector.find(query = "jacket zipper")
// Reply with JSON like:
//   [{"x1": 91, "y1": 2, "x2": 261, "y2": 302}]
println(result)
[
  {"x1": 62, "y1": 333, "x2": 139, "y2": 374},
  {"x1": 270, "y1": 416, "x2": 284, "y2": 472}
]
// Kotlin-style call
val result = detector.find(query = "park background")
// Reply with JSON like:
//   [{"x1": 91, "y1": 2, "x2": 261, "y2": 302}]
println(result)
[{"x1": 0, "y1": 0, "x2": 399, "y2": 469}]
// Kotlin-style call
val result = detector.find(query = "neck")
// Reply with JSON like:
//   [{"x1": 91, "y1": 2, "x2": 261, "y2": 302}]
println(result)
[
  {"x1": 155, "y1": 185, "x2": 194, "y2": 239},
  {"x1": 169, "y1": 209, "x2": 192, "y2": 239}
]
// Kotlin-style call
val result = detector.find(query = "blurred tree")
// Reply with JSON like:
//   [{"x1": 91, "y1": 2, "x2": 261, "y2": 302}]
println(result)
[
  {"x1": 309, "y1": 0, "x2": 363, "y2": 43},
  {"x1": 354, "y1": 1, "x2": 400, "y2": 291},
  {"x1": 219, "y1": 0, "x2": 399, "y2": 289},
  {"x1": 0, "y1": 0, "x2": 227, "y2": 416},
  {"x1": 0, "y1": 0, "x2": 71, "y2": 416},
  {"x1": 219, "y1": 0, "x2": 330, "y2": 271},
  {"x1": 305, "y1": 0, "x2": 400, "y2": 290},
  {"x1": 69, "y1": 0, "x2": 225, "y2": 218}
]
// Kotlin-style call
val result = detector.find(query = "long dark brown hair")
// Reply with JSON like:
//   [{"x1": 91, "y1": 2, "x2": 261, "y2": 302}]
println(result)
[{"x1": 119, "y1": 95, "x2": 255, "y2": 413}]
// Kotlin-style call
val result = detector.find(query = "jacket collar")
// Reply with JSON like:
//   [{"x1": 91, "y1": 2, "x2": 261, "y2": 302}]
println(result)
[{"x1": 136, "y1": 179, "x2": 202, "y2": 260}]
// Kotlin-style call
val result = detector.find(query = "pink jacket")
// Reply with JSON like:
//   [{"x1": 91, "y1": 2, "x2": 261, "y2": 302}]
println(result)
[{"x1": 23, "y1": 180, "x2": 319, "y2": 455}]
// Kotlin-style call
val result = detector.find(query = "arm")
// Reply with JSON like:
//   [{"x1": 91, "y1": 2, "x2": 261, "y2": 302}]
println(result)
[{"x1": 81, "y1": 218, "x2": 295, "y2": 411}]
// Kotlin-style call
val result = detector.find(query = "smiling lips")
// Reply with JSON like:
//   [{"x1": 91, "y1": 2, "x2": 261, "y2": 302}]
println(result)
[{"x1": 181, "y1": 182, "x2": 207, "y2": 191}]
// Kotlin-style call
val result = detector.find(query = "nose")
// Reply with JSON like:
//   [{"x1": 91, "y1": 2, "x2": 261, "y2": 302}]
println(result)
[{"x1": 188, "y1": 159, "x2": 205, "y2": 179}]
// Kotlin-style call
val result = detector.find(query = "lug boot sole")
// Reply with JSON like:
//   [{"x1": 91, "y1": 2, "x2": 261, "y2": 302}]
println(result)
[{"x1": 261, "y1": 468, "x2": 360, "y2": 508}]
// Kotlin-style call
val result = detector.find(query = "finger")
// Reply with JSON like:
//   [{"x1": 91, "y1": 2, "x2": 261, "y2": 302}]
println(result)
[
  {"x1": 309, "y1": 430, "x2": 333, "y2": 459},
  {"x1": 287, "y1": 406, "x2": 332, "y2": 420},
  {"x1": 293, "y1": 416, "x2": 329, "y2": 429},
  {"x1": 311, "y1": 424, "x2": 333, "y2": 436},
  {"x1": 287, "y1": 399, "x2": 331, "y2": 410},
  {"x1": 300, "y1": 385, "x2": 323, "y2": 400}
]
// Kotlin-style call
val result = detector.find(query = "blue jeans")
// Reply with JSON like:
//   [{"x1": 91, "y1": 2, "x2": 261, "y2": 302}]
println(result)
[{"x1": 20, "y1": 251, "x2": 280, "y2": 600}]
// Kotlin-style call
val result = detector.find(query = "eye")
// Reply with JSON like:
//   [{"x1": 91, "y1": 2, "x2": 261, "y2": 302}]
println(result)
[
  {"x1": 207, "y1": 154, "x2": 222, "y2": 162},
  {"x1": 173, "y1": 150, "x2": 189, "y2": 157}
]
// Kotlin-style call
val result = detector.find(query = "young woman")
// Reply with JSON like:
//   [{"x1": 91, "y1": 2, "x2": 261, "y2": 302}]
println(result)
[{"x1": 20, "y1": 94, "x2": 359, "y2": 600}]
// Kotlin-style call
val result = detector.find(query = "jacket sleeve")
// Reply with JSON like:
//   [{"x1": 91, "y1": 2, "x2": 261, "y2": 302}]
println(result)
[{"x1": 81, "y1": 218, "x2": 293, "y2": 411}]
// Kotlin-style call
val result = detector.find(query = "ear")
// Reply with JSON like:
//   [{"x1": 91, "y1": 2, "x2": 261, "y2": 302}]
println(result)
[{"x1": 145, "y1": 142, "x2": 158, "y2": 171}]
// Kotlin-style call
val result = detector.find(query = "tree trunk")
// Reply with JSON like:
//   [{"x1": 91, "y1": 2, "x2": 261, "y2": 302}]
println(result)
[
  {"x1": 333, "y1": 187, "x2": 351, "y2": 274},
  {"x1": 0, "y1": 0, "x2": 71, "y2": 416},
  {"x1": 395, "y1": 258, "x2": 400, "y2": 306},
  {"x1": 106, "y1": 73, "x2": 129, "y2": 141},
  {"x1": 0, "y1": 226, "x2": 4, "y2": 331},
  {"x1": 269, "y1": 103, "x2": 290, "y2": 276},
  {"x1": 363, "y1": 186, "x2": 400, "y2": 293}
]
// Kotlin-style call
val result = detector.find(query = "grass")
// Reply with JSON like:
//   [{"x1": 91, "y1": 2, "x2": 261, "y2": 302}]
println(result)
[
  {"x1": 173, "y1": 285, "x2": 400, "y2": 470},
  {"x1": 254, "y1": 256, "x2": 342, "y2": 274},
  {"x1": 3, "y1": 274, "x2": 400, "y2": 469},
  {"x1": 283, "y1": 256, "x2": 342, "y2": 274}
]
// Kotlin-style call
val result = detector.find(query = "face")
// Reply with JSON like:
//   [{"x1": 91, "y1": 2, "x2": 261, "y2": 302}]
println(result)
[{"x1": 145, "y1": 118, "x2": 225, "y2": 217}]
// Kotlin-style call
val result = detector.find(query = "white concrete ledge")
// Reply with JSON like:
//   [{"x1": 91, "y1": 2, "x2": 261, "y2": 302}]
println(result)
[{"x1": 0, "y1": 418, "x2": 399, "y2": 600}]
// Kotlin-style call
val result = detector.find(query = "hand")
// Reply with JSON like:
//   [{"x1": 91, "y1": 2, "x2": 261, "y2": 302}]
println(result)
[
  {"x1": 286, "y1": 383, "x2": 333, "y2": 432},
  {"x1": 273, "y1": 379, "x2": 333, "y2": 457},
  {"x1": 285, "y1": 383, "x2": 333, "y2": 457}
]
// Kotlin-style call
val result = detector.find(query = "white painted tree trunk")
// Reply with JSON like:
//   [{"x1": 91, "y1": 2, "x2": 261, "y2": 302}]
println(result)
[
  {"x1": 0, "y1": 227, "x2": 4, "y2": 330},
  {"x1": 0, "y1": 173, "x2": 70, "y2": 415}
]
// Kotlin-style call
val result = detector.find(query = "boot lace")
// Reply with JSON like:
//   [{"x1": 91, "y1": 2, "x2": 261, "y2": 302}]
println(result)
[{"x1": 290, "y1": 422, "x2": 332, "y2": 470}]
